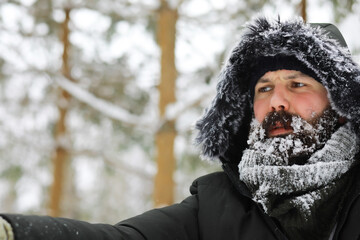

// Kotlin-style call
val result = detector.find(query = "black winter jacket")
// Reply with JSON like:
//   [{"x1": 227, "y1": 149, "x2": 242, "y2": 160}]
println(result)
[{"x1": 2, "y1": 164, "x2": 360, "y2": 240}]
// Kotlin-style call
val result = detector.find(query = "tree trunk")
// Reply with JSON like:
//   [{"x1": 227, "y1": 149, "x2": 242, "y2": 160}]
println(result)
[
  {"x1": 301, "y1": 0, "x2": 307, "y2": 22},
  {"x1": 154, "y1": 0, "x2": 178, "y2": 207},
  {"x1": 48, "y1": 7, "x2": 72, "y2": 217}
]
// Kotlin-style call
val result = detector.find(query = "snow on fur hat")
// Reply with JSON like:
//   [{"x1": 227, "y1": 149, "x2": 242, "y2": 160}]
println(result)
[{"x1": 195, "y1": 17, "x2": 360, "y2": 164}]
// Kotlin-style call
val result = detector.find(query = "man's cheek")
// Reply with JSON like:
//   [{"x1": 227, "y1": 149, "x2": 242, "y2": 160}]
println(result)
[
  {"x1": 302, "y1": 107, "x2": 325, "y2": 122},
  {"x1": 253, "y1": 102, "x2": 267, "y2": 123}
]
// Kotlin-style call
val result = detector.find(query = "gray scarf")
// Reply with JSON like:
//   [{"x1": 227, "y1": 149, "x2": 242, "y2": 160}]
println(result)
[{"x1": 239, "y1": 123, "x2": 358, "y2": 239}]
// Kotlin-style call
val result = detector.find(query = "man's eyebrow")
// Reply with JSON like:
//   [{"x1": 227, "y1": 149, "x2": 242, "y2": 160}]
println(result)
[
  {"x1": 284, "y1": 72, "x2": 306, "y2": 79},
  {"x1": 257, "y1": 72, "x2": 307, "y2": 83},
  {"x1": 257, "y1": 77, "x2": 270, "y2": 83}
]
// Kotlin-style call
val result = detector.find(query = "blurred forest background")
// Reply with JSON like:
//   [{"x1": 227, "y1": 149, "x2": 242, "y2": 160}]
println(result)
[{"x1": 0, "y1": 0, "x2": 359, "y2": 224}]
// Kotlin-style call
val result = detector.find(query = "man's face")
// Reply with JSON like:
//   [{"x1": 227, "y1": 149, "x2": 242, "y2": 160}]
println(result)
[{"x1": 253, "y1": 69, "x2": 330, "y2": 137}]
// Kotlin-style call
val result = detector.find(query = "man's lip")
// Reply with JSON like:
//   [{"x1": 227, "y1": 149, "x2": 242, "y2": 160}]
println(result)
[
  {"x1": 267, "y1": 121, "x2": 293, "y2": 137},
  {"x1": 268, "y1": 127, "x2": 293, "y2": 137}
]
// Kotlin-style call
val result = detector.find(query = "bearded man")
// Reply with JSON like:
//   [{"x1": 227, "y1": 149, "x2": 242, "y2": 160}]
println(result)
[{"x1": 1, "y1": 17, "x2": 360, "y2": 240}]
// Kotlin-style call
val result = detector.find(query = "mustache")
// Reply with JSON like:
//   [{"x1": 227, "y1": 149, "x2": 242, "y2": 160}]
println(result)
[{"x1": 262, "y1": 110, "x2": 295, "y2": 136}]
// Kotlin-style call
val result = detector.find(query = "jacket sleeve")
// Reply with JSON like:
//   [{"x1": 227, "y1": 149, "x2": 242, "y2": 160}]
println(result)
[
  {"x1": 0, "y1": 181, "x2": 200, "y2": 240},
  {"x1": 117, "y1": 191, "x2": 199, "y2": 240},
  {"x1": 0, "y1": 214, "x2": 144, "y2": 240}
]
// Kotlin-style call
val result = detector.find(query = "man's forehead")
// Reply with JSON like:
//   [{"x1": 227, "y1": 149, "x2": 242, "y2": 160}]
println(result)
[{"x1": 257, "y1": 70, "x2": 316, "y2": 84}]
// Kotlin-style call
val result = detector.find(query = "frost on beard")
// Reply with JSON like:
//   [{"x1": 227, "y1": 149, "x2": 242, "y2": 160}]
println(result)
[{"x1": 246, "y1": 111, "x2": 338, "y2": 165}]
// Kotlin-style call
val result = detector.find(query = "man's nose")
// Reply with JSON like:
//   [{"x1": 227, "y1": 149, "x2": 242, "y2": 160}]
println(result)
[{"x1": 269, "y1": 87, "x2": 289, "y2": 112}]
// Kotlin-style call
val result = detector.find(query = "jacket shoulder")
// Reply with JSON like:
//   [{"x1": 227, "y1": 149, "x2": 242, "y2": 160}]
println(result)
[
  {"x1": 193, "y1": 171, "x2": 228, "y2": 183},
  {"x1": 190, "y1": 172, "x2": 232, "y2": 195}
]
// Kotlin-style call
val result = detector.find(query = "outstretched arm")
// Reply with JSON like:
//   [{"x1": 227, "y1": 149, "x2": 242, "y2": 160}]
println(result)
[
  {"x1": 0, "y1": 192, "x2": 199, "y2": 240},
  {"x1": 0, "y1": 214, "x2": 144, "y2": 240}
]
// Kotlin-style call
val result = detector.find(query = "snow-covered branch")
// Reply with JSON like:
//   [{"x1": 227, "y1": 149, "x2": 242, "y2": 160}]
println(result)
[
  {"x1": 54, "y1": 75, "x2": 155, "y2": 128},
  {"x1": 156, "y1": 85, "x2": 215, "y2": 131},
  {"x1": 71, "y1": 148, "x2": 154, "y2": 181},
  {"x1": 54, "y1": 75, "x2": 215, "y2": 133}
]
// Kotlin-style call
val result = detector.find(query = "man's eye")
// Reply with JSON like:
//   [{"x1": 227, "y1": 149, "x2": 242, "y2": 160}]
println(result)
[
  {"x1": 292, "y1": 82, "x2": 305, "y2": 88},
  {"x1": 258, "y1": 86, "x2": 272, "y2": 92}
]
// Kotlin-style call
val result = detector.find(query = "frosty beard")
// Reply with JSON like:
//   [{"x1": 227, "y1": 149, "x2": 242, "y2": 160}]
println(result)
[{"x1": 247, "y1": 108, "x2": 341, "y2": 165}]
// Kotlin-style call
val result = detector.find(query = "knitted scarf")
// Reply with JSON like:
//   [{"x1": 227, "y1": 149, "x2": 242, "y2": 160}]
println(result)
[{"x1": 239, "y1": 123, "x2": 358, "y2": 239}]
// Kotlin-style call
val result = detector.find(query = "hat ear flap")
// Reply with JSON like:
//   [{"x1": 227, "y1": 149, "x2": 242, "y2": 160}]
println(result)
[{"x1": 195, "y1": 68, "x2": 251, "y2": 161}]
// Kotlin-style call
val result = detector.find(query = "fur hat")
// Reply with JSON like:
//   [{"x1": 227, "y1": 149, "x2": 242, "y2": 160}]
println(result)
[{"x1": 195, "y1": 17, "x2": 360, "y2": 164}]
